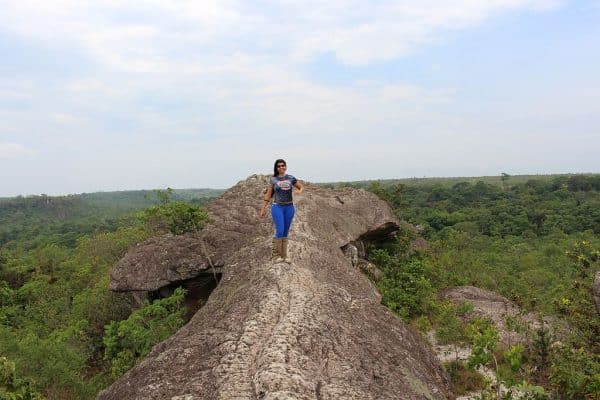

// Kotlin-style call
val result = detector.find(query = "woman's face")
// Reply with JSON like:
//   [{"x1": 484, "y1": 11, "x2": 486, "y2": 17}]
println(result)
[{"x1": 276, "y1": 162, "x2": 287, "y2": 175}]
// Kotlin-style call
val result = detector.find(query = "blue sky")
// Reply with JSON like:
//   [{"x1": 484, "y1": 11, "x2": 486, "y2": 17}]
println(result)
[{"x1": 0, "y1": 0, "x2": 599, "y2": 196}]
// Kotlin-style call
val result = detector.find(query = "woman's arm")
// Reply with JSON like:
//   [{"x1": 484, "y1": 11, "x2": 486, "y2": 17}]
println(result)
[
  {"x1": 294, "y1": 181, "x2": 304, "y2": 194},
  {"x1": 259, "y1": 186, "x2": 273, "y2": 218}
]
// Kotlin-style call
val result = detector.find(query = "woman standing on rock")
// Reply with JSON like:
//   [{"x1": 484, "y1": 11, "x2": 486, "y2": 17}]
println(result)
[{"x1": 259, "y1": 159, "x2": 304, "y2": 263}]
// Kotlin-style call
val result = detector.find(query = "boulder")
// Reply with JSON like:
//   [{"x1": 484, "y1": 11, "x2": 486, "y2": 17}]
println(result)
[
  {"x1": 99, "y1": 175, "x2": 453, "y2": 400},
  {"x1": 110, "y1": 232, "x2": 223, "y2": 292}
]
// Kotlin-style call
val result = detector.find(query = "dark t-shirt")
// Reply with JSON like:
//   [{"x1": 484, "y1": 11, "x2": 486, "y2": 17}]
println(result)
[{"x1": 271, "y1": 174, "x2": 298, "y2": 204}]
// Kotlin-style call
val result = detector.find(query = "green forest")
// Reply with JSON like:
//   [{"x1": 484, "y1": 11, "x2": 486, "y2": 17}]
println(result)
[
  {"x1": 356, "y1": 174, "x2": 600, "y2": 399},
  {"x1": 1, "y1": 175, "x2": 599, "y2": 399},
  {"x1": 0, "y1": 188, "x2": 218, "y2": 399}
]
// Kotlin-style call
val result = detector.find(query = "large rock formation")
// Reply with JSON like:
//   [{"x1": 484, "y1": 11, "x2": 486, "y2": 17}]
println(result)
[
  {"x1": 98, "y1": 175, "x2": 453, "y2": 400},
  {"x1": 110, "y1": 232, "x2": 224, "y2": 292}
]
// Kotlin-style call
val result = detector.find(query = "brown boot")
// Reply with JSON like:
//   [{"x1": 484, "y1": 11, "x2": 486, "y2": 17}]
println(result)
[
  {"x1": 272, "y1": 238, "x2": 283, "y2": 263},
  {"x1": 281, "y1": 238, "x2": 291, "y2": 263}
]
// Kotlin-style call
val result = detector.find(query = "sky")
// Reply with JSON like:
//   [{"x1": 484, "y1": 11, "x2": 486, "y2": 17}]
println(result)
[{"x1": 1, "y1": 0, "x2": 599, "y2": 196}]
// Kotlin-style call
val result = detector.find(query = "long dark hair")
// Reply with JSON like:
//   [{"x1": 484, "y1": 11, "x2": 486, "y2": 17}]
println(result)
[{"x1": 273, "y1": 159, "x2": 286, "y2": 177}]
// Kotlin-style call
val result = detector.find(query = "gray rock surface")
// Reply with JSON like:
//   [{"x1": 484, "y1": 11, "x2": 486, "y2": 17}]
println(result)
[
  {"x1": 99, "y1": 175, "x2": 453, "y2": 400},
  {"x1": 110, "y1": 232, "x2": 223, "y2": 292}
]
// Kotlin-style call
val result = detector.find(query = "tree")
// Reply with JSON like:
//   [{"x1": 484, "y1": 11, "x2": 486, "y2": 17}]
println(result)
[
  {"x1": 532, "y1": 326, "x2": 551, "y2": 381},
  {"x1": 501, "y1": 173, "x2": 511, "y2": 191},
  {"x1": 136, "y1": 202, "x2": 209, "y2": 235},
  {"x1": 435, "y1": 302, "x2": 468, "y2": 361},
  {"x1": 376, "y1": 258, "x2": 434, "y2": 320},
  {"x1": 467, "y1": 318, "x2": 499, "y2": 370},
  {"x1": 467, "y1": 318, "x2": 501, "y2": 397},
  {"x1": 549, "y1": 346, "x2": 600, "y2": 399},
  {"x1": 103, "y1": 287, "x2": 187, "y2": 378},
  {"x1": 0, "y1": 356, "x2": 44, "y2": 400}
]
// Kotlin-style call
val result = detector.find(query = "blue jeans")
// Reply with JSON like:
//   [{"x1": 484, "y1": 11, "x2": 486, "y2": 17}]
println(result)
[{"x1": 271, "y1": 203, "x2": 295, "y2": 238}]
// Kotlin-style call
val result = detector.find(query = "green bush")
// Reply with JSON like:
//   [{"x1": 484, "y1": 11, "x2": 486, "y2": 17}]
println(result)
[
  {"x1": 4, "y1": 330, "x2": 91, "y2": 400},
  {"x1": 103, "y1": 288, "x2": 187, "y2": 378},
  {"x1": 434, "y1": 301, "x2": 467, "y2": 346},
  {"x1": 0, "y1": 356, "x2": 44, "y2": 400},
  {"x1": 467, "y1": 318, "x2": 499, "y2": 370},
  {"x1": 376, "y1": 257, "x2": 434, "y2": 320},
  {"x1": 504, "y1": 343, "x2": 525, "y2": 372},
  {"x1": 549, "y1": 346, "x2": 600, "y2": 399},
  {"x1": 136, "y1": 202, "x2": 209, "y2": 235},
  {"x1": 444, "y1": 360, "x2": 487, "y2": 396}
]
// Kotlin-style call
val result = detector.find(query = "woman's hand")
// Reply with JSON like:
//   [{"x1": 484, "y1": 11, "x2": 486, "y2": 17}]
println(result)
[{"x1": 260, "y1": 186, "x2": 273, "y2": 218}]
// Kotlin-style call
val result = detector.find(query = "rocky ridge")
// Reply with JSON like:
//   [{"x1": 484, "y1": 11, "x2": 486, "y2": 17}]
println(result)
[{"x1": 98, "y1": 175, "x2": 454, "y2": 400}]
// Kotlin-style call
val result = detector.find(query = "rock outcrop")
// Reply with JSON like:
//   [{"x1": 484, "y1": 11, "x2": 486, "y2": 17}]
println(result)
[
  {"x1": 110, "y1": 232, "x2": 224, "y2": 293},
  {"x1": 99, "y1": 175, "x2": 453, "y2": 400},
  {"x1": 439, "y1": 286, "x2": 551, "y2": 346}
]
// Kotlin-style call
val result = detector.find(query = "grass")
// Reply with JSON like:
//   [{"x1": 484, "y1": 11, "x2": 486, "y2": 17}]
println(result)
[{"x1": 444, "y1": 360, "x2": 488, "y2": 396}]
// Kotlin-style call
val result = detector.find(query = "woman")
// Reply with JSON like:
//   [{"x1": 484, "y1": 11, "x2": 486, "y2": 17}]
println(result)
[{"x1": 259, "y1": 159, "x2": 304, "y2": 263}]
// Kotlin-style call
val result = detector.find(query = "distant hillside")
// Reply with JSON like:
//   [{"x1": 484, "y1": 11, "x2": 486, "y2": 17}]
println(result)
[
  {"x1": 0, "y1": 188, "x2": 224, "y2": 248},
  {"x1": 78, "y1": 188, "x2": 224, "y2": 211},
  {"x1": 318, "y1": 172, "x2": 600, "y2": 188}
]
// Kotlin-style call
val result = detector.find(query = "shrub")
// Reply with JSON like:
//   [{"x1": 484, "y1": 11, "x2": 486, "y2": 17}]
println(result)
[
  {"x1": 103, "y1": 288, "x2": 187, "y2": 378},
  {"x1": 444, "y1": 360, "x2": 487, "y2": 395},
  {"x1": 549, "y1": 346, "x2": 600, "y2": 399},
  {"x1": 0, "y1": 356, "x2": 44, "y2": 400},
  {"x1": 376, "y1": 258, "x2": 434, "y2": 320},
  {"x1": 136, "y1": 202, "x2": 209, "y2": 235},
  {"x1": 467, "y1": 318, "x2": 499, "y2": 371}
]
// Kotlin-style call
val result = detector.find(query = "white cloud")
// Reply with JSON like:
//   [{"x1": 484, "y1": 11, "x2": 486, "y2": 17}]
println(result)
[
  {"x1": 0, "y1": 0, "x2": 564, "y2": 69},
  {"x1": 0, "y1": 143, "x2": 36, "y2": 157},
  {"x1": 3, "y1": 0, "x2": 594, "y2": 196},
  {"x1": 49, "y1": 112, "x2": 79, "y2": 124},
  {"x1": 285, "y1": 0, "x2": 564, "y2": 64},
  {"x1": 0, "y1": 79, "x2": 36, "y2": 101},
  {"x1": 0, "y1": 0, "x2": 564, "y2": 124}
]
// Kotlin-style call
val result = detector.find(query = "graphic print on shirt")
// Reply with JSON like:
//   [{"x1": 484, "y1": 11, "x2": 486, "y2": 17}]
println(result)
[
  {"x1": 272, "y1": 174, "x2": 297, "y2": 204},
  {"x1": 276, "y1": 179, "x2": 293, "y2": 191}
]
